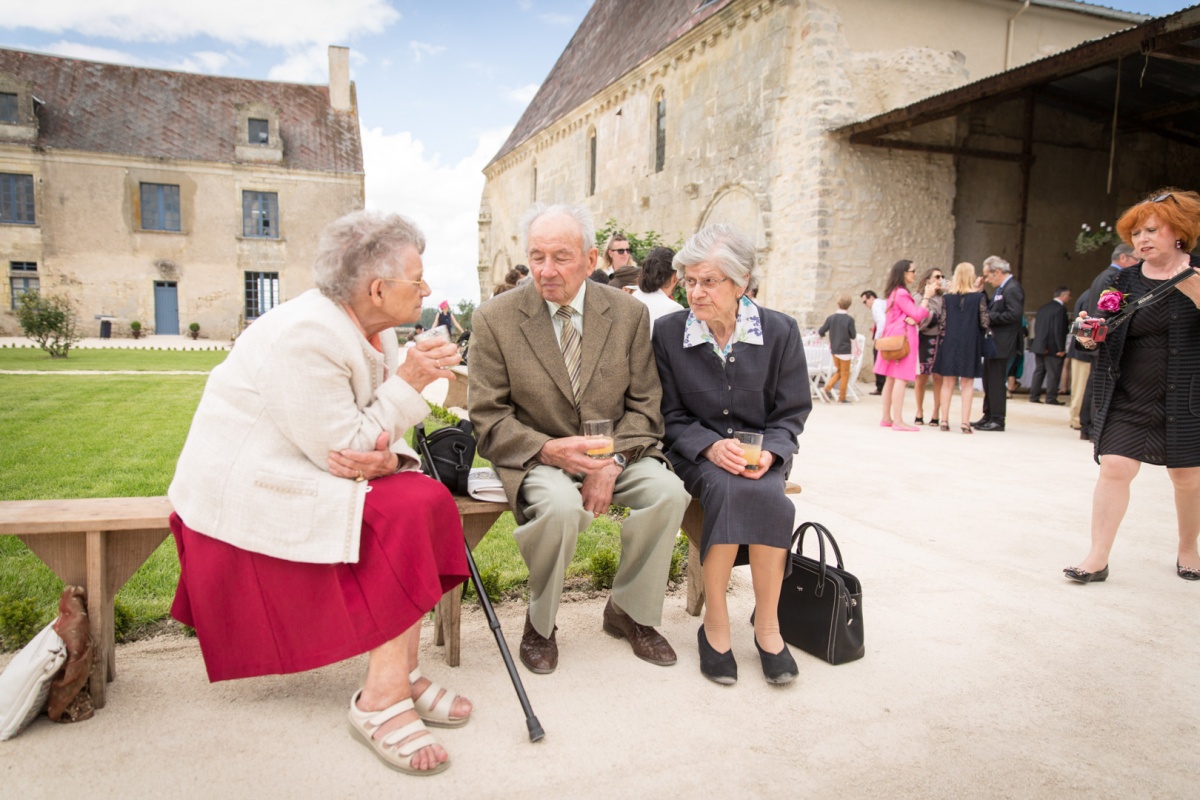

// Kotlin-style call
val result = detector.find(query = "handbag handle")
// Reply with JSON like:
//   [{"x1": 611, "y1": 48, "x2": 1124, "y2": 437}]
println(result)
[{"x1": 790, "y1": 521, "x2": 845, "y2": 597}]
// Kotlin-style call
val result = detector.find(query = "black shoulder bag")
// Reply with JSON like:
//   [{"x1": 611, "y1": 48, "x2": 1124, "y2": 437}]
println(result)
[{"x1": 413, "y1": 420, "x2": 476, "y2": 496}]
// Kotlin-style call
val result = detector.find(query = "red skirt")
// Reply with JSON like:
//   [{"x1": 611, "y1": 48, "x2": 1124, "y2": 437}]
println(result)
[{"x1": 170, "y1": 472, "x2": 469, "y2": 682}]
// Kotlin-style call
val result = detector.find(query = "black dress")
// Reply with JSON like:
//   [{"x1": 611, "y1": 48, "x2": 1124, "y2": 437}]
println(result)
[
  {"x1": 1097, "y1": 274, "x2": 1169, "y2": 465},
  {"x1": 932, "y1": 292, "x2": 989, "y2": 379}
]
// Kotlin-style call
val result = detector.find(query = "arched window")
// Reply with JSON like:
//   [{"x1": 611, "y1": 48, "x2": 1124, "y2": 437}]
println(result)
[
  {"x1": 654, "y1": 89, "x2": 666, "y2": 173},
  {"x1": 587, "y1": 128, "x2": 597, "y2": 197}
]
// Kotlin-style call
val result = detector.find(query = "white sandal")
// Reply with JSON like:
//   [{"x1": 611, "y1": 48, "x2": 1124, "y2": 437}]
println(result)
[
  {"x1": 347, "y1": 691, "x2": 449, "y2": 776},
  {"x1": 409, "y1": 667, "x2": 471, "y2": 728}
]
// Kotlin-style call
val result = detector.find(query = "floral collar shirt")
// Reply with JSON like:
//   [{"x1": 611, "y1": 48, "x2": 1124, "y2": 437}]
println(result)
[{"x1": 682, "y1": 295, "x2": 764, "y2": 362}]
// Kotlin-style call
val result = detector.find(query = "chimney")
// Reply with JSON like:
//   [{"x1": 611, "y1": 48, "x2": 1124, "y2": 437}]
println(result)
[{"x1": 328, "y1": 46, "x2": 351, "y2": 111}]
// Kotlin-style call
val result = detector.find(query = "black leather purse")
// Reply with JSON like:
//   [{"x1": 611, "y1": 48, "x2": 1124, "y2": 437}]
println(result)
[
  {"x1": 413, "y1": 420, "x2": 475, "y2": 496},
  {"x1": 777, "y1": 521, "x2": 864, "y2": 665}
]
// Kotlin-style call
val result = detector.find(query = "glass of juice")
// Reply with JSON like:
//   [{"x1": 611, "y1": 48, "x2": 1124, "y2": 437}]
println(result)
[
  {"x1": 734, "y1": 431, "x2": 764, "y2": 471},
  {"x1": 583, "y1": 419, "x2": 614, "y2": 459}
]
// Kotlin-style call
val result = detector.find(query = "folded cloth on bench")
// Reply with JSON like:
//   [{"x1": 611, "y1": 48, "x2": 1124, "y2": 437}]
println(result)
[
  {"x1": 170, "y1": 472, "x2": 469, "y2": 682},
  {"x1": 467, "y1": 468, "x2": 506, "y2": 503}
]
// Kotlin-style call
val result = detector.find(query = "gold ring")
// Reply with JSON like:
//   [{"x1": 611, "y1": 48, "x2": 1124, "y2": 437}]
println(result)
[{"x1": 355, "y1": 471, "x2": 365, "y2": 482}]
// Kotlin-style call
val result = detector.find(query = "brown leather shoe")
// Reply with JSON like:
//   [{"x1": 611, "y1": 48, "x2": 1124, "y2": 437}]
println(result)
[
  {"x1": 519, "y1": 613, "x2": 558, "y2": 674},
  {"x1": 602, "y1": 598, "x2": 677, "y2": 666}
]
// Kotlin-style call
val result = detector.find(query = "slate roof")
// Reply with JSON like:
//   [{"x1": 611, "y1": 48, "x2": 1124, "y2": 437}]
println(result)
[
  {"x1": 487, "y1": 0, "x2": 722, "y2": 168},
  {"x1": 486, "y1": 0, "x2": 1146, "y2": 169},
  {"x1": 0, "y1": 47, "x2": 363, "y2": 174}
]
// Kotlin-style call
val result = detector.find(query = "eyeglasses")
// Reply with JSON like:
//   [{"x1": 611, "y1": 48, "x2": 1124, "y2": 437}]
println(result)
[
  {"x1": 609, "y1": 248, "x2": 632, "y2": 255},
  {"x1": 378, "y1": 277, "x2": 428, "y2": 289},
  {"x1": 905, "y1": 268, "x2": 916, "y2": 273},
  {"x1": 683, "y1": 277, "x2": 730, "y2": 291}
]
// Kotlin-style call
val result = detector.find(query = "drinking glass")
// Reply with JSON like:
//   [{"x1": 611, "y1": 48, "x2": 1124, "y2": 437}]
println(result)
[
  {"x1": 414, "y1": 324, "x2": 451, "y2": 343},
  {"x1": 735, "y1": 431, "x2": 764, "y2": 471},
  {"x1": 583, "y1": 419, "x2": 614, "y2": 459}
]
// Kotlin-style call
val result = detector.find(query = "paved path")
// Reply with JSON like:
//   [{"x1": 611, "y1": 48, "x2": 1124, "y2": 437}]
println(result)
[{"x1": 3, "y1": 389, "x2": 1197, "y2": 799}]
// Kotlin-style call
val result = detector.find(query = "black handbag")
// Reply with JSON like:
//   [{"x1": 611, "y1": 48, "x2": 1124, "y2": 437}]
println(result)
[
  {"x1": 413, "y1": 420, "x2": 476, "y2": 496},
  {"x1": 777, "y1": 521, "x2": 864, "y2": 665}
]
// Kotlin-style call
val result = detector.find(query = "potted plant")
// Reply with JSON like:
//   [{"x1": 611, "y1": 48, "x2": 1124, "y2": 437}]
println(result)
[
  {"x1": 188, "y1": 322, "x2": 200, "y2": 340},
  {"x1": 130, "y1": 320, "x2": 142, "y2": 340}
]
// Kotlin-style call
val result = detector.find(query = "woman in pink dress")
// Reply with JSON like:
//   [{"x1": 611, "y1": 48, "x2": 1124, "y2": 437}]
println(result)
[{"x1": 875, "y1": 259, "x2": 939, "y2": 431}]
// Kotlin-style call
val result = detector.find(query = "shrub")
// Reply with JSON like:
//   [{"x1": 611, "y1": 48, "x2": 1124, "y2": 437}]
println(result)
[
  {"x1": 462, "y1": 565, "x2": 503, "y2": 601},
  {"x1": 15, "y1": 290, "x2": 82, "y2": 358},
  {"x1": 130, "y1": 320, "x2": 142, "y2": 339},
  {"x1": 589, "y1": 544, "x2": 620, "y2": 590},
  {"x1": 113, "y1": 598, "x2": 135, "y2": 641},
  {"x1": 668, "y1": 534, "x2": 689, "y2": 584},
  {"x1": 0, "y1": 594, "x2": 49, "y2": 650}
]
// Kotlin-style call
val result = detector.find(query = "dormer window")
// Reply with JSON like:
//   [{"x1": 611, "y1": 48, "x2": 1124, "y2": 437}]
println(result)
[
  {"x1": 248, "y1": 118, "x2": 269, "y2": 145},
  {"x1": 0, "y1": 93, "x2": 17, "y2": 124},
  {"x1": 235, "y1": 103, "x2": 282, "y2": 164}
]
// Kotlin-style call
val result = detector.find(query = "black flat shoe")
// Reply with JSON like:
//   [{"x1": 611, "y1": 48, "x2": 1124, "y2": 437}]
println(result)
[
  {"x1": 754, "y1": 637, "x2": 798, "y2": 685},
  {"x1": 1177, "y1": 562, "x2": 1200, "y2": 581},
  {"x1": 1063, "y1": 564, "x2": 1109, "y2": 583},
  {"x1": 914, "y1": 416, "x2": 924, "y2": 425},
  {"x1": 698, "y1": 626, "x2": 737, "y2": 685}
]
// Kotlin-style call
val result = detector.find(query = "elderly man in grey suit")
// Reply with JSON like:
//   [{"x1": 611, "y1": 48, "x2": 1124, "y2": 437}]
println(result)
[{"x1": 470, "y1": 203, "x2": 691, "y2": 675}]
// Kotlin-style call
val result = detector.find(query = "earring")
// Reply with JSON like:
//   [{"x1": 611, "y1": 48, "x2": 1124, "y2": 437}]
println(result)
[{"x1": 1177, "y1": 240, "x2": 1185, "y2": 250}]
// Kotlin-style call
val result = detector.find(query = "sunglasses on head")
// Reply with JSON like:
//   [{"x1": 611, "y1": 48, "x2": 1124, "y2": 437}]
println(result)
[{"x1": 1151, "y1": 193, "x2": 1176, "y2": 204}]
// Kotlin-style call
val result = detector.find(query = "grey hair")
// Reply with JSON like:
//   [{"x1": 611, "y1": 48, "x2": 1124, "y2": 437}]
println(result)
[
  {"x1": 673, "y1": 224, "x2": 755, "y2": 289},
  {"x1": 520, "y1": 203, "x2": 596, "y2": 257},
  {"x1": 982, "y1": 255, "x2": 1011, "y2": 275},
  {"x1": 1111, "y1": 242, "x2": 1135, "y2": 261},
  {"x1": 312, "y1": 210, "x2": 425, "y2": 303}
]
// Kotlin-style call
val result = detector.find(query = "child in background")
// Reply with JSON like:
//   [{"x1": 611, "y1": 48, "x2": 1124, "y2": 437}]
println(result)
[{"x1": 818, "y1": 294, "x2": 857, "y2": 403}]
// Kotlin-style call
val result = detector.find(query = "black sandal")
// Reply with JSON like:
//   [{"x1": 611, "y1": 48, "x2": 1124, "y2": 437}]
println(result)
[
  {"x1": 914, "y1": 416, "x2": 924, "y2": 425},
  {"x1": 928, "y1": 417, "x2": 940, "y2": 427},
  {"x1": 961, "y1": 424, "x2": 973, "y2": 435}
]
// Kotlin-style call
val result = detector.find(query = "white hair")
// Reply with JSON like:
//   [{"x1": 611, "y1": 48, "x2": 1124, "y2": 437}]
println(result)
[
  {"x1": 312, "y1": 210, "x2": 425, "y2": 302},
  {"x1": 673, "y1": 224, "x2": 755, "y2": 288},
  {"x1": 982, "y1": 255, "x2": 1011, "y2": 275},
  {"x1": 520, "y1": 203, "x2": 596, "y2": 257}
]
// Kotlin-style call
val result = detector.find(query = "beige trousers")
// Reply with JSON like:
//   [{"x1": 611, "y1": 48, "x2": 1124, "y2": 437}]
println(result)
[
  {"x1": 515, "y1": 458, "x2": 690, "y2": 638},
  {"x1": 1069, "y1": 359, "x2": 1091, "y2": 428}
]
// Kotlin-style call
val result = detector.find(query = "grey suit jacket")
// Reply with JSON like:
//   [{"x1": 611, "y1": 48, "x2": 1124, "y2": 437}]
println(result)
[
  {"x1": 169, "y1": 289, "x2": 430, "y2": 564},
  {"x1": 469, "y1": 281, "x2": 667, "y2": 522}
]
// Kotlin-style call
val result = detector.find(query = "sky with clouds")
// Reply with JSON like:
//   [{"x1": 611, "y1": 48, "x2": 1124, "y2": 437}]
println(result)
[{"x1": 0, "y1": 0, "x2": 1194, "y2": 304}]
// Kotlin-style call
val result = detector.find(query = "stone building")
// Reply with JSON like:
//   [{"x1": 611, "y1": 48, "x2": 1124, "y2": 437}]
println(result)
[
  {"x1": 477, "y1": 0, "x2": 1179, "y2": 329},
  {"x1": 0, "y1": 46, "x2": 363, "y2": 340}
]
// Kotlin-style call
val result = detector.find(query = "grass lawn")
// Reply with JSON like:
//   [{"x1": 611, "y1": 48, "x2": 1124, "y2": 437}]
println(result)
[{"x1": 0, "y1": 353, "x2": 676, "y2": 649}]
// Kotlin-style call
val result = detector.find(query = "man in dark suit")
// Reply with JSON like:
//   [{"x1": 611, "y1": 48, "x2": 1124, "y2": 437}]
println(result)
[
  {"x1": 974, "y1": 255, "x2": 1025, "y2": 432},
  {"x1": 1029, "y1": 286, "x2": 1071, "y2": 405},
  {"x1": 1067, "y1": 288, "x2": 1093, "y2": 429},
  {"x1": 470, "y1": 203, "x2": 690, "y2": 675},
  {"x1": 1079, "y1": 243, "x2": 1139, "y2": 440}
]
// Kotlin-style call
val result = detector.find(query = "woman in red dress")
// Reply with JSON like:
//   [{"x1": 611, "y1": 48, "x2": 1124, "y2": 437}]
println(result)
[{"x1": 168, "y1": 210, "x2": 470, "y2": 776}]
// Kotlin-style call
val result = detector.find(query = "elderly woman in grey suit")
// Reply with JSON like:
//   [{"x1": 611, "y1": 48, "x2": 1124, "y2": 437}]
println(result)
[
  {"x1": 168, "y1": 210, "x2": 470, "y2": 776},
  {"x1": 651, "y1": 225, "x2": 812, "y2": 685}
]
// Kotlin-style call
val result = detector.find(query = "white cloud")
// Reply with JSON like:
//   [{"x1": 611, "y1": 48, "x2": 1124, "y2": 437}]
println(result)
[
  {"x1": 409, "y1": 41, "x2": 446, "y2": 63},
  {"x1": 361, "y1": 124, "x2": 512, "y2": 305},
  {"x1": 268, "y1": 44, "x2": 367, "y2": 84},
  {"x1": 505, "y1": 82, "x2": 540, "y2": 104},
  {"x1": 1, "y1": 0, "x2": 400, "y2": 47},
  {"x1": 538, "y1": 13, "x2": 576, "y2": 25},
  {"x1": 28, "y1": 40, "x2": 235, "y2": 75}
]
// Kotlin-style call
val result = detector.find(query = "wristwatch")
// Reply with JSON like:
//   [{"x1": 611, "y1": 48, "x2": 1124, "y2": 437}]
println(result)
[{"x1": 612, "y1": 452, "x2": 628, "y2": 471}]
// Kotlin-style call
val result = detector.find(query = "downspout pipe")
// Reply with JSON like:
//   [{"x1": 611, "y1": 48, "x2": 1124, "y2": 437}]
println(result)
[{"x1": 1006, "y1": 0, "x2": 1032, "y2": 70}]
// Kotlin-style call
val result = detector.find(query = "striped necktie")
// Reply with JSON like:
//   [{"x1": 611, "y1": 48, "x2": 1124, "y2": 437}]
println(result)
[{"x1": 556, "y1": 305, "x2": 582, "y2": 403}]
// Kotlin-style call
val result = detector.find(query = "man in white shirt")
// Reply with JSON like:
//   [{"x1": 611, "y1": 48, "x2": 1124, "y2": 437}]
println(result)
[
  {"x1": 630, "y1": 246, "x2": 684, "y2": 331},
  {"x1": 861, "y1": 290, "x2": 888, "y2": 395}
]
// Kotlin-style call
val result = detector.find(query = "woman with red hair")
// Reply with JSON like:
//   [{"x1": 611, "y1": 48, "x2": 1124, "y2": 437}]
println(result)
[{"x1": 1065, "y1": 188, "x2": 1200, "y2": 584}]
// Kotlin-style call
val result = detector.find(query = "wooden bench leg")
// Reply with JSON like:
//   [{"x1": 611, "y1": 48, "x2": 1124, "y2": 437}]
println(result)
[
  {"x1": 86, "y1": 530, "x2": 111, "y2": 709},
  {"x1": 686, "y1": 540, "x2": 705, "y2": 617}
]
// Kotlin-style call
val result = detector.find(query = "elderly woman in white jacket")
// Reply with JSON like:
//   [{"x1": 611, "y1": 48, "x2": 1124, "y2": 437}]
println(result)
[{"x1": 168, "y1": 210, "x2": 469, "y2": 776}]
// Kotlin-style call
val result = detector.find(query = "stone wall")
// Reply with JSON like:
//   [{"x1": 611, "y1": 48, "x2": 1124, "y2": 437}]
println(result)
[{"x1": 0, "y1": 151, "x2": 363, "y2": 339}]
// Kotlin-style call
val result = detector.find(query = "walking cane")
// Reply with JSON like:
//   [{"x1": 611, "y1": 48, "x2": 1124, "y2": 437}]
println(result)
[{"x1": 416, "y1": 426, "x2": 545, "y2": 743}]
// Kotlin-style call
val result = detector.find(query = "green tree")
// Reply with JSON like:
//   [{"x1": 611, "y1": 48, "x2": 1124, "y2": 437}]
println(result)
[
  {"x1": 15, "y1": 290, "x2": 82, "y2": 358},
  {"x1": 454, "y1": 299, "x2": 475, "y2": 332}
]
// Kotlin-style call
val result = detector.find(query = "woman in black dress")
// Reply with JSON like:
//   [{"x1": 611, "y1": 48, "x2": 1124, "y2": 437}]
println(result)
[
  {"x1": 1065, "y1": 188, "x2": 1200, "y2": 583},
  {"x1": 913, "y1": 267, "x2": 946, "y2": 426},
  {"x1": 933, "y1": 262, "x2": 989, "y2": 433}
]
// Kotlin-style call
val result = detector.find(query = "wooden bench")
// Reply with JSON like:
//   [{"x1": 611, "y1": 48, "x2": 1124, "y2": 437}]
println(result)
[
  {"x1": 431, "y1": 481, "x2": 802, "y2": 665},
  {"x1": 0, "y1": 496, "x2": 173, "y2": 709}
]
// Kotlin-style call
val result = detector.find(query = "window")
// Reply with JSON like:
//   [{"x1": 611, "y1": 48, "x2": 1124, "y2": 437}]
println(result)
[
  {"x1": 248, "y1": 118, "x2": 269, "y2": 145},
  {"x1": 9, "y1": 261, "x2": 38, "y2": 310},
  {"x1": 244, "y1": 272, "x2": 280, "y2": 319},
  {"x1": 140, "y1": 183, "x2": 181, "y2": 231},
  {"x1": 0, "y1": 93, "x2": 17, "y2": 124},
  {"x1": 654, "y1": 90, "x2": 666, "y2": 173},
  {"x1": 588, "y1": 129, "x2": 597, "y2": 197},
  {"x1": 0, "y1": 173, "x2": 35, "y2": 224},
  {"x1": 531, "y1": 163, "x2": 537, "y2": 203},
  {"x1": 242, "y1": 191, "x2": 279, "y2": 238}
]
